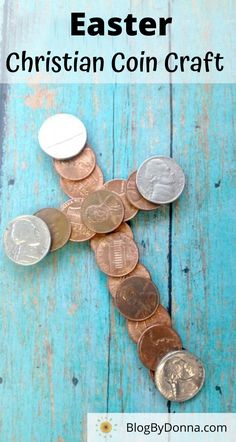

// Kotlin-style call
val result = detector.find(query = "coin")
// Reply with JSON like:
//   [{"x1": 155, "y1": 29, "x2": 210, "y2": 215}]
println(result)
[
  {"x1": 38, "y1": 113, "x2": 87, "y2": 159},
  {"x1": 35, "y1": 208, "x2": 71, "y2": 251},
  {"x1": 149, "y1": 370, "x2": 155, "y2": 383},
  {"x1": 90, "y1": 222, "x2": 133, "y2": 253},
  {"x1": 154, "y1": 350, "x2": 205, "y2": 402},
  {"x1": 4, "y1": 215, "x2": 51, "y2": 265},
  {"x1": 54, "y1": 145, "x2": 96, "y2": 180},
  {"x1": 95, "y1": 232, "x2": 139, "y2": 277},
  {"x1": 81, "y1": 189, "x2": 124, "y2": 234},
  {"x1": 60, "y1": 165, "x2": 104, "y2": 198},
  {"x1": 126, "y1": 171, "x2": 160, "y2": 211},
  {"x1": 61, "y1": 199, "x2": 95, "y2": 242},
  {"x1": 127, "y1": 305, "x2": 171, "y2": 343},
  {"x1": 104, "y1": 179, "x2": 138, "y2": 221},
  {"x1": 108, "y1": 262, "x2": 150, "y2": 299},
  {"x1": 115, "y1": 276, "x2": 159, "y2": 321},
  {"x1": 138, "y1": 325, "x2": 182, "y2": 370},
  {"x1": 136, "y1": 156, "x2": 185, "y2": 204}
]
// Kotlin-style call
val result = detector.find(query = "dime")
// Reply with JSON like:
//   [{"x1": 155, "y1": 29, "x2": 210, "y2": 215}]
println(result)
[
  {"x1": 61, "y1": 199, "x2": 95, "y2": 242},
  {"x1": 38, "y1": 113, "x2": 87, "y2": 159},
  {"x1": 4, "y1": 215, "x2": 51, "y2": 265},
  {"x1": 35, "y1": 208, "x2": 71, "y2": 251},
  {"x1": 154, "y1": 350, "x2": 205, "y2": 402},
  {"x1": 60, "y1": 165, "x2": 104, "y2": 198},
  {"x1": 54, "y1": 145, "x2": 96, "y2": 180},
  {"x1": 108, "y1": 262, "x2": 150, "y2": 299},
  {"x1": 138, "y1": 325, "x2": 182, "y2": 370},
  {"x1": 81, "y1": 189, "x2": 124, "y2": 233},
  {"x1": 104, "y1": 179, "x2": 138, "y2": 221},
  {"x1": 127, "y1": 305, "x2": 171, "y2": 343},
  {"x1": 126, "y1": 171, "x2": 160, "y2": 211},
  {"x1": 136, "y1": 156, "x2": 185, "y2": 204},
  {"x1": 90, "y1": 222, "x2": 133, "y2": 253},
  {"x1": 95, "y1": 232, "x2": 139, "y2": 277},
  {"x1": 116, "y1": 276, "x2": 159, "y2": 321}
]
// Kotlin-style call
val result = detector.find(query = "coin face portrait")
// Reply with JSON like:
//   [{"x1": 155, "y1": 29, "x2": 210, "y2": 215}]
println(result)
[
  {"x1": 136, "y1": 156, "x2": 185, "y2": 204},
  {"x1": 4, "y1": 215, "x2": 51, "y2": 265},
  {"x1": 81, "y1": 190, "x2": 124, "y2": 233},
  {"x1": 155, "y1": 350, "x2": 205, "y2": 402}
]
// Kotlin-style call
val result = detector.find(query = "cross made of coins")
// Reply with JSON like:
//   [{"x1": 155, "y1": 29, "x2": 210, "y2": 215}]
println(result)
[{"x1": 3, "y1": 113, "x2": 205, "y2": 403}]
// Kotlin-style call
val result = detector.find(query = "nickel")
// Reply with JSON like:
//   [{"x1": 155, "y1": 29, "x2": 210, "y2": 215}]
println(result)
[
  {"x1": 95, "y1": 232, "x2": 139, "y2": 277},
  {"x1": 4, "y1": 215, "x2": 51, "y2": 265},
  {"x1": 138, "y1": 325, "x2": 182, "y2": 370},
  {"x1": 35, "y1": 208, "x2": 71, "y2": 251},
  {"x1": 155, "y1": 350, "x2": 205, "y2": 402},
  {"x1": 136, "y1": 156, "x2": 185, "y2": 204}
]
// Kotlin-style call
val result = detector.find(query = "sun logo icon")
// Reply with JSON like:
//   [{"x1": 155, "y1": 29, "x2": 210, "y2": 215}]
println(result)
[{"x1": 96, "y1": 416, "x2": 117, "y2": 439}]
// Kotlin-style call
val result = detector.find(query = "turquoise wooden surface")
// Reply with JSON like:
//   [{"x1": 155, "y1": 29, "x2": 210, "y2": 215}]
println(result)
[{"x1": 0, "y1": 83, "x2": 235, "y2": 442}]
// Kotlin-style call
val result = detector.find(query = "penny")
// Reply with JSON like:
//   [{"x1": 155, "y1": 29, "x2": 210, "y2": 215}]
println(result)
[
  {"x1": 60, "y1": 165, "x2": 104, "y2": 198},
  {"x1": 95, "y1": 232, "x2": 139, "y2": 277},
  {"x1": 136, "y1": 156, "x2": 185, "y2": 204},
  {"x1": 155, "y1": 350, "x2": 205, "y2": 402},
  {"x1": 61, "y1": 199, "x2": 95, "y2": 242},
  {"x1": 127, "y1": 305, "x2": 171, "y2": 343},
  {"x1": 81, "y1": 189, "x2": 124, "y2": 233},
  {"x1": 115, "y1": 276, "x2": 159, "y2": 321},
  {"x1": 126, "y1": 171, "x2": 160, "y2": 211},
  {"x1": 90, "y1": 222, "x2": 133, "y2": 252},
  {"x1": 4, "y1": 215, "x2": 51, "y2": 265},
  {"x1": 35, "y1": 208, "x2": 71, "y2": 252},
  {"x1": 104, "y1": 179, "x2": 138, "y2": 221},
  {"x1": 138, "y1": 325, "x2": 182, "y2": 370},
  {"x1": 108, "y1": 263, "x2": 150, "y2": 299},
  {"x1": 38, "y1": 113, "x2": 87, "y2": 159},
  {"x1": 54, "y1": 145, "x2": 96, "y2": 180}
]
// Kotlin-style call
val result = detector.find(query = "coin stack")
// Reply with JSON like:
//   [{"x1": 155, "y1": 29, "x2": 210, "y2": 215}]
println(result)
[{"x1": 3, "y1": 113, "x2": 205, "y2": 403}]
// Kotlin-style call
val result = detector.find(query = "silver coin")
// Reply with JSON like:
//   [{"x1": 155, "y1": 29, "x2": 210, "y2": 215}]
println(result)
[
  {"x1": 3, "y1": 215, "x2": 51, "y2": 265},
  {"x1": 136, "y1": 156, "x2": 185, "y2": 204},
  {"x1": 38, "y1": 113, "x2": 87, "y2": 159},
  {"x1": 154, "y1": 350, "x2": 205, "y2": 402}
]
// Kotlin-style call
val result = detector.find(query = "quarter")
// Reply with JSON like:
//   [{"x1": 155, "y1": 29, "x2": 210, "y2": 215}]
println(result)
[
  {"x1": 35, "y1": 208, "x2": 71, "y2": 251},
  {"x1": 4, "y1": 215, "x2": 51, "y2": 265},
  {"x1": 95, "y1": 232, "x2": 139, "y2": 277},
  {"x1": 38, "y1": 113, "x2": 87, "y2": 159},
  {"x1": 154, "y1": 350, "x2": 205, "y2": 402},
  {"x1": 116, "y1": 276, "x2": 159, "y2": 321},
  {"x1": 81, "y1": 189, "x2": 124, "y2": 234},
  {"x1": 136, "y1": 156, "x2": 185, "y2": 204},
  {"x1": 138, "y1": 325, "x2": 182, "y2": 370}
]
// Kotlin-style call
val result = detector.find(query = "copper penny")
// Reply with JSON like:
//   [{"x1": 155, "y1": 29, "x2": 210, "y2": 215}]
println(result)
[
  {"x1": 127, "y1": 305, "x2": 171, "y2": 343},
  {"x1": 54, "y1": 145, "x2": 96, "y2": 180},
  {"x1": 104, "y1": 179, "x2": 138, "y2": 221},
  {"x1": 138, "y1": 325, "x2": 182, "y2": 371},
  {"x1": 34, "y1": 208, "x2": 71, "y2": 252},
  {"x1": 95, "y1": 232, "x2": 139, "y2": 277},
  {"x1": 115, "y1": 276, "x2": 159, "y2": 321},
  {"x1": 81, "y1": 189, "x2": 124, "y2": 234},
  {"x1": 90, "y1": 222, "x2": 133, "y2": 253},
  {"x1": 108, "y1": 262, "x2": 150, "y2": 299},
  {"x1": 126, "y1": 171, "x2": 160, "y2": 211},
  {"x1": 60, "y1": 164, "x2": 104, "y2": 198},
  {"x1": 61, "y1": 199, "x2": 95, "y2": 242}
]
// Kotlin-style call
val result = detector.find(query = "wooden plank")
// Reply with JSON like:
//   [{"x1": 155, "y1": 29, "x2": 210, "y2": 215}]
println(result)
[{"x1": 170, "y1": 84, "x2": 236, "y2": 412}]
